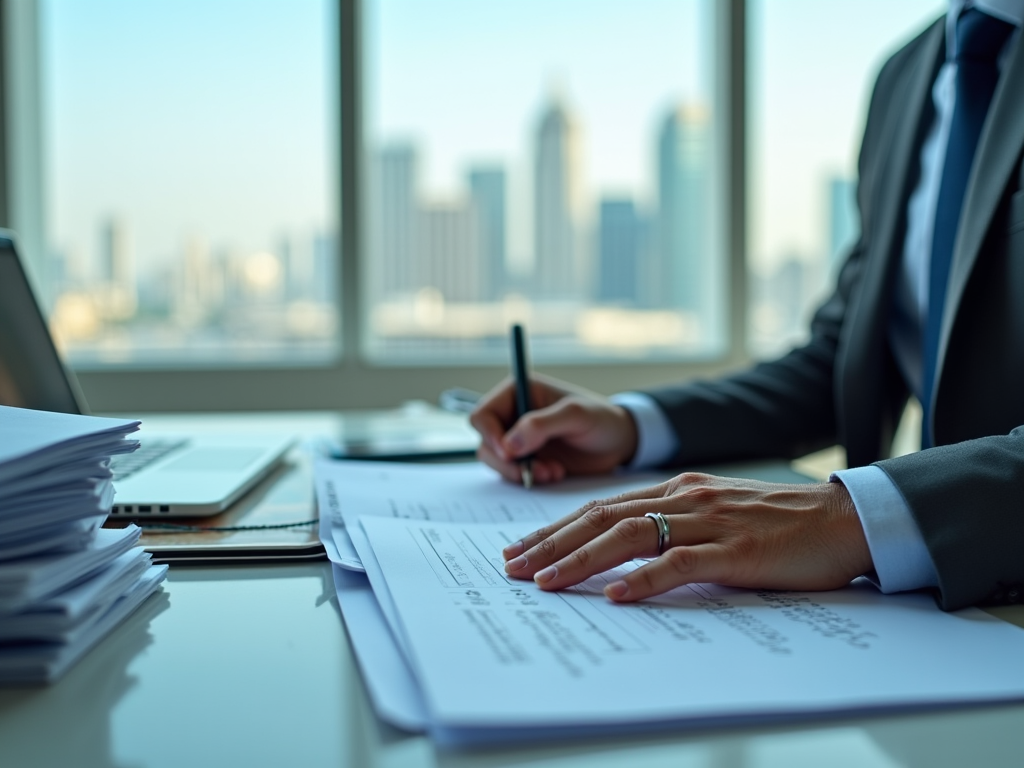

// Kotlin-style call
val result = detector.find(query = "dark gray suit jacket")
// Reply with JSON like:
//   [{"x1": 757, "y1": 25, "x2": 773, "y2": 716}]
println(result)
[{"x1": 645, "y1": 18, "x2": 1024, "y2": 611}]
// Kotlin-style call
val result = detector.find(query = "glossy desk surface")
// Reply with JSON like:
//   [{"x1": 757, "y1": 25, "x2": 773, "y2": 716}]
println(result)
[{"x1": 1, "y1": 413, "x2": 1022, "y2": 768}]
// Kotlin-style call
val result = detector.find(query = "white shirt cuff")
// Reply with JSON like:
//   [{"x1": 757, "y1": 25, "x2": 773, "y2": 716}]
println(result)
[
  {"x1": 830, "y1": 465, "x2": 939, "y2": 593},
  {"x1": 609, "y1": 392, "x2": 679, "y2": 469}
]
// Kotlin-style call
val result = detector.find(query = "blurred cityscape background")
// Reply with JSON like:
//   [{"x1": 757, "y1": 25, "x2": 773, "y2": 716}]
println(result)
[
  {"x1": 46, "y1": 221, "x2": 338, "y2": 363},
  {"x1": 38, "y1": 0, "x2": 938, "y2": 367},
  {"x1": 43, "y1": 92, "x2": 854, "y2": 364},
  {"x1": 366, "y1": 97, "x2": 724, "y2": 360}
]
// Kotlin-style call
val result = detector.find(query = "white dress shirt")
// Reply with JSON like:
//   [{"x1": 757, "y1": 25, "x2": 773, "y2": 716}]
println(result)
[{"x1": 613, "y1": 0, "x2": 1024, "y2": 595}]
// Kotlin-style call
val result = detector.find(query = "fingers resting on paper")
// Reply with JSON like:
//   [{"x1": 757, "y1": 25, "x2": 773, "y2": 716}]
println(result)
[{"x1": 502, "y1": 473, "x2": 873, "y2": 601}]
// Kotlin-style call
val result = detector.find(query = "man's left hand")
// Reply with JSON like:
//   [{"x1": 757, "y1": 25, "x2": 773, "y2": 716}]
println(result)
[{"x1": 501, "y1": 473, "x2": 873, "y2": 602}]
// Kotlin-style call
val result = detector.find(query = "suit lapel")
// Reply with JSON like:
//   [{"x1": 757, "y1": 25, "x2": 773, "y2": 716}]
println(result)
[
  {"x1": 936, "y1": 33, "x2": 1024, "y2": 383},
  {"x1": 859, "y1": 21, "x2": 944, "y2": 313},
  {"x1": 840, "y1": 20, "x2": 943, "y2": 464}
]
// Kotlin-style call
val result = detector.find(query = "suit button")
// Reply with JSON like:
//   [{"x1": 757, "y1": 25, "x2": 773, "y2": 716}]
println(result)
[{"x1": 1009, "y1": 589, "x2": 1020, "y2": 601}]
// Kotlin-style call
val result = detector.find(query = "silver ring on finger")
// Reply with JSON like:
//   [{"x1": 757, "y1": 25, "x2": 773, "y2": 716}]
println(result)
[{"x1": 644, "y1": 512, "x2": 671, "y2": 555}]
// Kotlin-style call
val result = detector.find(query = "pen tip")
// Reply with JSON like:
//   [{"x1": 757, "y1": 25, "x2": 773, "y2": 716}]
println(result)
[{"x1": 521, "y1": 464, "x2": 534, "y2": 490}]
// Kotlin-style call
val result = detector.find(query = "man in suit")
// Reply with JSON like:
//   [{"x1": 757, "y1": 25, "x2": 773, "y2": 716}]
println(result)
[{"x1": 471, "y1": 1, "x2": 1024, "y2": 611}]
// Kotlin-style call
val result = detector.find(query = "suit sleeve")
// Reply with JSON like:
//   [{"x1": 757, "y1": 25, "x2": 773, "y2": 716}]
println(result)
[
  {"x1": 875, "y1": 429, "x2": 1024, "y2": 610},
  {"x1": 643, "y1": 256, "x2": 857, "y2": 464}
]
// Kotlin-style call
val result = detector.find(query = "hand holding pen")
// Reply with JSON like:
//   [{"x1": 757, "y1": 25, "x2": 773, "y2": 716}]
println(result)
[
  {"x1": 510, "y1": 324, "x2": 536, "y2": 488},
  {"x1": 469, "y1": 334, "x2": 640, "y2": 487}
]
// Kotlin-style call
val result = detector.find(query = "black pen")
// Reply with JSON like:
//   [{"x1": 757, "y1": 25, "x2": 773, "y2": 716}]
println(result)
[{"x1": 510, "y1": 324, "x2": 535, "y2": 489}]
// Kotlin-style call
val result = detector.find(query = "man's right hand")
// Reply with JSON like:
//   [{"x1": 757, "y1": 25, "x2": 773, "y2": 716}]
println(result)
[{"x1": 469, "y1": 374, "x2": 639, "y2": 485}]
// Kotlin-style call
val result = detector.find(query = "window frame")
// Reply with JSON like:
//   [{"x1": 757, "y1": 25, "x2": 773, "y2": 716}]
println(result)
[{"x1": 0, "y1": 0, "x2": 749, "y2": 413}]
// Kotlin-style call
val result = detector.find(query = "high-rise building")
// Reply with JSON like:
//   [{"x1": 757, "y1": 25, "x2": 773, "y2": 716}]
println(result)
[
  {"x1": 372, "y1": 144, "x2": 419, "y2": 298},
  {"x1": 278, "y1": 235, "x2": 295, "y2": 298},
  {"x1": 533, "y1": 98, "x2": 584, "y2": 300},
  {"x1": 768, "y1": 254, "x2": 808, "y2": 342},
  {"x1": 417, "y1": 202, "x2": 481, "y2": 303},
  {"x1": 175, "y1": 235, "x2": 223, "y2": 326},
  {"x1": 653, "y1": 104, "x2": 712, "y2": 314},
  {"x1": 828, "y1": 176, "x2": 858, "y2": 269},
  {"x1": 46, "y1": 248, "x2": 70, "y2": 300},
  {"x1": 468, "y1": 167, "x2": 507, "y2": 301},
  {"x1": 99, "y1": 217, "x2": 130, "y2": 286},
  {"x1": 597, "y1": 198, "x2": 643, "y2": 305},
  {"x1": 99, "y1": 217, "x2": 137, "y2": 317},
  {"x1": 311, "y1": 232, "x2": 336, "y2": 305},
  {"x1": 279, "y1": 233, "x2": 313, "y2": 302}
]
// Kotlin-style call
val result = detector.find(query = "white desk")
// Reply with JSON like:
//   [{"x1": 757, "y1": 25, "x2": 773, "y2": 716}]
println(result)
[{"x1": 1, "y1": 413, "x2": 1022, "y2": 768}]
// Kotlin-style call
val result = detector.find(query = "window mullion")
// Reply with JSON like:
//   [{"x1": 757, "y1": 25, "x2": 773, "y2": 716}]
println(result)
[
  {"x1": 339, "y1": 0, "x2": 363, "y2": 369},
  {"x1": 718, "y1": 0, "x2": 749, "y2": 366}
]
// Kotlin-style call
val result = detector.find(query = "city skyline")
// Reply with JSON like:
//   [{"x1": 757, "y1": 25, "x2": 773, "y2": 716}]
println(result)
[
  {"x1": 369, "y1": 95, "x2": 719, "y2": 312},
  {"x1": 45, "y1": 0, "x2": 943, "y2": 273},
  {"x1": 46, "y1": 219, "x2": 338, "y2": 361},
  {"x1": 47, "y1": 87, "x2": 854, "y2": 363},
  {"x1": 40, "y1": 0, "x2": 944, "y2": 361}
]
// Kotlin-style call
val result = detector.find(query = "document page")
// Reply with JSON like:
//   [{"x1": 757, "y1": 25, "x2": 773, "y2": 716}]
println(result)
[
  {"x1": 360, "y1": 517, "x2": 1024, "y2": 730},
  {"x1": 314, "y1": 460, "x2": 669, "y2": 570},
  {"x1": 331, "y1": 565, "x2": 429, "y2": 731}
]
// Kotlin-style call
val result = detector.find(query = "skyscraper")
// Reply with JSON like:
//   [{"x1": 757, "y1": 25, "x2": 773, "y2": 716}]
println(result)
[
  {"x1": 533, "y1": 98, "x2": 584, "y2": 300},
  {"x1": 828, "y1": 176, "x2": 858, "y2": 269},
  {"x1": 597, "y1": 198, "x2": 643, "y2": 305},
  {"x1": 175, "y1": 235, "x2": 223, "y2": 326},
  {"x1": 311, "y1": 232, "x2": 336, "y2": 305},
  {"x1": 99, "y1": 217, "x2": 137, "y2": 317},
  {"x1": 281, "y1": 233, "x2": 315, "y2": 302},
  {"x1": 653, "y1": 104, "x2": 712, "y2": 315},
  {"x1": 373, "y1": 144, "x2": 419, "y2": 298},
  {"x1": 417, "y1": 202, "x2": 481, "y2": 303},
  {"x1": 468, "y1": 167, "x2": 507, "y2": 301},
  {"x1": 99, "y1": 218, "x2": 129, "y2": 285}
]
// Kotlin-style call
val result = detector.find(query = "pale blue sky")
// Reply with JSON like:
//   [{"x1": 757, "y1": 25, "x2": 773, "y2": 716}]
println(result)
[
  {"x1": 368, "y1": 0, "x2": 707, "y2": 198},
  {"x1": 45, "y1": 0, "x2": 333, "y2": 272},
  {"x1": 368, "y1": 0, "x2": 707, "y2": 269},
  {"x1": 44, "y1": 0, "x2": 945, "y2": 278},
  {"x1": 750, "y1": 0, "x2": 944, "y2": 267}
]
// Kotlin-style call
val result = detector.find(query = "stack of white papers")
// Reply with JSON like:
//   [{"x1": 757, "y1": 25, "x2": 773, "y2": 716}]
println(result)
[
  {"x1": 0, "y1": 405, "x2": 168, "y2": 684},
  {"x1": 316, "y1": 460, "x2": 1024, "y2": 746}
]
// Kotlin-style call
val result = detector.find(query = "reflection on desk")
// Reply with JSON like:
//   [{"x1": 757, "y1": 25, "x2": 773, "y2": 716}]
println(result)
[
  {"x1": 0, "y1": 589, "x2": 168, "y2": 767},
  {"x1": 1, "y1": 560, "x2": 1023, "y2": 768}
]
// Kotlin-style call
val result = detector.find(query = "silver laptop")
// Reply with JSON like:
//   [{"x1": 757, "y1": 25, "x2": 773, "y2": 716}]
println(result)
[{"x1": 0, "y1": 230, "x2": 293, "y2": 518}]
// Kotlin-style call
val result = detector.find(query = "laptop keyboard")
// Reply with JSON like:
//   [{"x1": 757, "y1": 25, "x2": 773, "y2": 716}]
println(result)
[{"x1": 110, "y1": 438, "x2": 189, "y2": 481}]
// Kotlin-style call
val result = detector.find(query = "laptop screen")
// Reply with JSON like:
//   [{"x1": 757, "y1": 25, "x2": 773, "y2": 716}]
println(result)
[{"x1": 0, "y1": 234, "x2": 85, "y2": 413}]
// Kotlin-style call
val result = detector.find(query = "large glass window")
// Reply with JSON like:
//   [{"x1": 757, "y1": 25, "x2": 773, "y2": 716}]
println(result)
[
  {"x1": 363, "y1": 0, "x2": 725, "y2": 364},
  {"x1": 747, "y1": 0, "x2": 944, "y2": 358},
  {"x1": 42, "y1": 0, "x2": 337, "y2": 366},
  {"x1": 11, "y1": 1, "x2": 965, "y2": 410}
]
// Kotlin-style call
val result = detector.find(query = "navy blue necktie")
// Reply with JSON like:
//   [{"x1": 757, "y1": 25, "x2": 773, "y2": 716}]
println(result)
[{"x1": 921, "y1": 8, "x2": 1014, "y2": 448}]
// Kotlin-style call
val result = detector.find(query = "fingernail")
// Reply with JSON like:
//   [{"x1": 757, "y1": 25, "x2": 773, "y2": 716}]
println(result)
[
  {"x1": 534, "y1": 565, "x2": 557, "y2": 585},
  {"x1": 490, "y1": 438, "x2": 508, "y2": 461},
  {"x1": 605, "y1": 580, "x2": 629, "y2": 600},
  {"x1": 504, "y1": 555, "x2": 527, "y2": 573},
  {"x1": 507, "y1": 434, "x2": 524, "y2": 454},
  {"x1": 502, "y1": 540, "x2": 525, "y2": 559}
]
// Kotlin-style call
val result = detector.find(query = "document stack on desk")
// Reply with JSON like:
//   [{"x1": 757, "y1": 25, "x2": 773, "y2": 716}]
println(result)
[
  {"x1": 316, "y1": 459, "x2": 1024, "y2": 746},
  {"x1": 0, "y1": 405, "x2": 168, "y2": 684}
]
